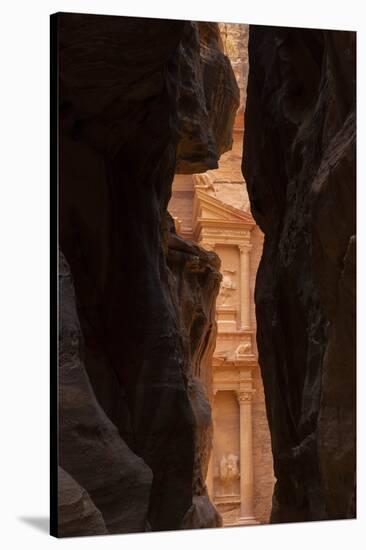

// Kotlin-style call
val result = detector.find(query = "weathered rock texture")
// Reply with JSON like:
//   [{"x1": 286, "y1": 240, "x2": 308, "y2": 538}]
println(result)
[
  {"x1": 243, "y1": 26, "x2": 356, "y2": 522},
  {"x1": 219, "y1": 23, "x2": 249, "y2": 130},
  {"x1": 59, "y1": 251, "x2": 152, "y2": 534},
  {"x1": 176, "y1": 22, "x2": 240, "y2": 173},
  {"x1": 58, "y1": 467, "x2": 107, "y2": 537},
  {"x1": 57, "y1": 13, "x2": 238, "y2": 536},
  {"x1": 167, "y1": 228, "x2": 223, "y2": 527}
]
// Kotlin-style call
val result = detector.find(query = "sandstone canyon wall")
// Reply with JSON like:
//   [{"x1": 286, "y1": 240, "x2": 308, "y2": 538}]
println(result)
[
  {"x1": 243, "y1": 26, "x2": 356, "y2": 522},
  {"x1": 166, "y1": 228, "x2": 223, "y2": 527},
  {"x1": 56, "y1": 13, "x2": 238, "y2": 535}
]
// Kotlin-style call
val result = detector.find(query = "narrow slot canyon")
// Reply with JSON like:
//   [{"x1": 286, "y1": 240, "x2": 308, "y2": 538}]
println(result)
[
  {"x1": 168, "y1": 23, "x2": 273, "y2": 525},
  {"x1": 56, "y1": 13, "x2": 356, "y2": 537}
]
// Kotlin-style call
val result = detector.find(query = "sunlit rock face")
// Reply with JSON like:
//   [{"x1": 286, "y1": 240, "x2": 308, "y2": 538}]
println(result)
[
  {"x1": 58, "y1": 13, "x2": 238, "y2": 534},
  {"x1": 219, "y1": 23, "x2": 249, "y2": 130},
  {"x1": 243, "y1": 26, "x2": 356, "y2": 522}
]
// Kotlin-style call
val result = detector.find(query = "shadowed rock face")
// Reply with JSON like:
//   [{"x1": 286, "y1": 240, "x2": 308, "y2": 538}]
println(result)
[
  {"x1": 243, "y1": 26, "x2": 356, "y2": 522},
  {"x1": 59, "y1": 252, "x2": 152, "y2": 534},
  {"x1": 167, "y1": 228, "x2": 223, "y2": 527},
  {"x1": 58, "y1": 467, "x2": 108, "y2": 537},
  {"x1": 57, "y1": 13, "x2": 238, "y2": 534},
  {"x1": 176, "y1": 22, "x2": 240, "y2": 173}
]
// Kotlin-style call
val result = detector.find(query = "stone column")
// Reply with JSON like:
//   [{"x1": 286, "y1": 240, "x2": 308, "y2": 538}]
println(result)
[
  {"x1": 236, "y1": 389, "x2": 256, "y2": 522},
  {"x1": 206, "y1": 389, "x2": 217, "y2": 500},
  {"x1": 238, "y1": 245, "x2": 252, "y2": 330},
  {"x1": 206, "y1": 452, "x2": 214, "y2": 499}
]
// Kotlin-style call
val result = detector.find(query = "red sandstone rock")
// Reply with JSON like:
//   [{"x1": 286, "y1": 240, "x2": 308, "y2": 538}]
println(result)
[{"x1": 167, "y1": 226, "x2": 222, "y2": 527}]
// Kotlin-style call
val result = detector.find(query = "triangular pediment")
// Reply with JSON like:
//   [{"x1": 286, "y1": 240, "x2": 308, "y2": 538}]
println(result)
[{"x1": 193, "y1": 186, "x2": 255, "y2": 226}]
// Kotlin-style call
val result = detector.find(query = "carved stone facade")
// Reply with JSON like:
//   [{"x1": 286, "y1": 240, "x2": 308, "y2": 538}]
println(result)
[{"x1": 168, "y1": 24, "x2": 274, "y2": 525}]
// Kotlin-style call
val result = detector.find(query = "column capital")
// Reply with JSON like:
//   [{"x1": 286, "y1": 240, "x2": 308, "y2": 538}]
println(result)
[
  {"x1": 238, "y1": 243, "x2": 253, "y2": 254},
  {"x1": 236, "y1": 389, "x2": 256, "y2": 404}
]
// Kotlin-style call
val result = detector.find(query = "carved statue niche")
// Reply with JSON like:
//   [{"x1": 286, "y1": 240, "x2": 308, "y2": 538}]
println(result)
[
  {"x1": 219, "y1": 453, "x2": 240, "y2": 495},
  {"x1": 217, "y1": 269, "x2": 236, "y2": 306}
]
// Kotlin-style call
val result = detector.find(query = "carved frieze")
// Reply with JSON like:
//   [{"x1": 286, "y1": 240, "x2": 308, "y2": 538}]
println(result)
[{"x1": 202, "y1": 228, "x2": 250, "y2": 238}]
